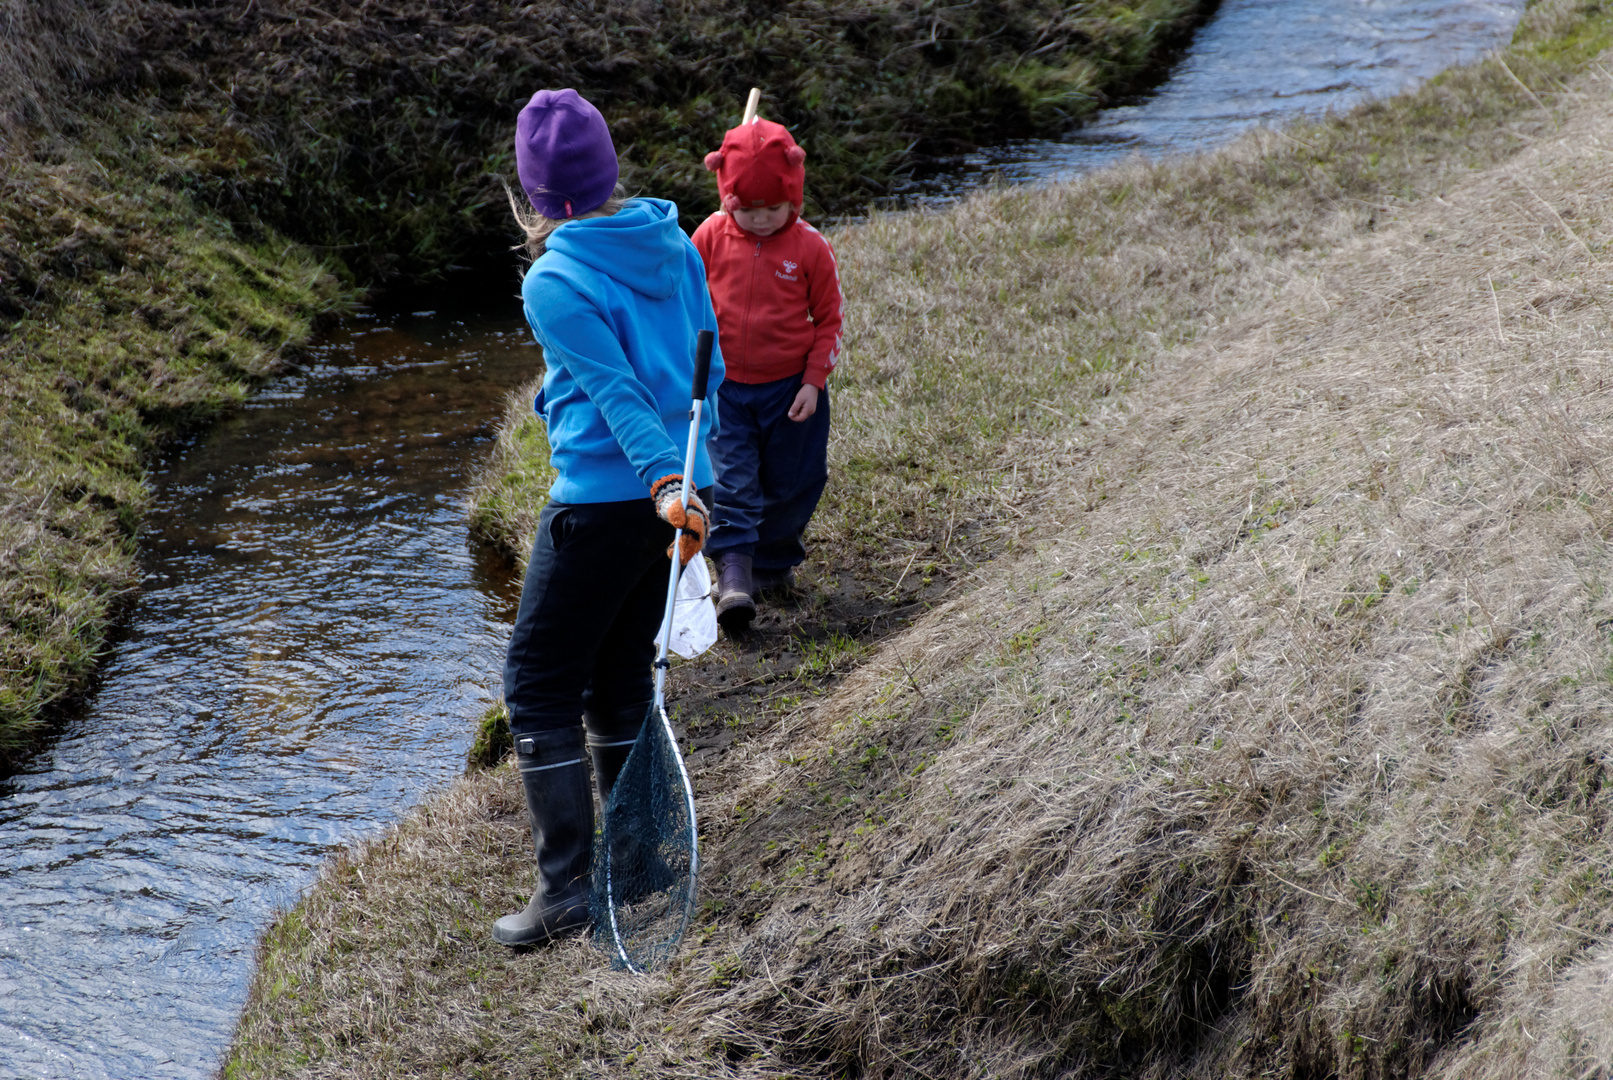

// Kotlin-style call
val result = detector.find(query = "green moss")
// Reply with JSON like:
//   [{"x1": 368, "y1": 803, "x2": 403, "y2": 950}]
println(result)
[{"x1": 466, "y1": 702, "x2": 513, "y2": 772}]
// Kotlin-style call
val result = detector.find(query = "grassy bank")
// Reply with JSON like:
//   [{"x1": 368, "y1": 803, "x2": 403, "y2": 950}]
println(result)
[
  {"x1": 0, "y1": 134, "x2": 342, "y2": 756},
  {"x1": 0, "y1": 1, "x2": 345, "y2": 759},
  {"x1": 1, "y1": 0, "x2": 1207, "y2": 758},
  {"x1": 121, "y1": 0, "x2": 1212, "y2": 279},
  {"x1": 229, "y1": 2, "x2": 1613, "y2": 1078}
]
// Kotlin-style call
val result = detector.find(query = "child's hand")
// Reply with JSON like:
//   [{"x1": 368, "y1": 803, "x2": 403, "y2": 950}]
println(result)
[
  {"x1": 651, "y1": 475, "x2": 710, "y2": 565},
  {"x1": 788, "y1": 383, "x2": 819, "y2": 422}
]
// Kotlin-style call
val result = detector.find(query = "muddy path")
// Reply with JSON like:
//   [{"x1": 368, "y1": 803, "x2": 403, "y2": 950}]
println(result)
[{"x1": 657, "y1": 560, "x2": 951, "y2": 772}]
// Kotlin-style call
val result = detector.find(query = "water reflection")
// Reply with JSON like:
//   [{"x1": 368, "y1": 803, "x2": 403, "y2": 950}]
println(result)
[{"x1": 0, "y1": 304, "x2": 536, "y2": 1078}]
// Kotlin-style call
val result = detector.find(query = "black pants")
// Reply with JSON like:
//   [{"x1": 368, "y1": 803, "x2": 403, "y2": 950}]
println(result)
[{"x1": 502, "y1": 494, "x2": 703, "y2": 737}]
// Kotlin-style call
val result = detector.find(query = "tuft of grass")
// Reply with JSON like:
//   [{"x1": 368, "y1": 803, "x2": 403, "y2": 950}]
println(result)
[
  {"x1": 465, "y1": 701, "x2": 513, "y2": 772},
  {"x1": 794, "y1": 629, "x2": 870, "y2": 681}
]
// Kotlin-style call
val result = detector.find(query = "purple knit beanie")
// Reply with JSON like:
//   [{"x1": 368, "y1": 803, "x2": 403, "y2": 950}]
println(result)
[{"x1": 515, "y1": 89, "x2": 620, "y2": 220}]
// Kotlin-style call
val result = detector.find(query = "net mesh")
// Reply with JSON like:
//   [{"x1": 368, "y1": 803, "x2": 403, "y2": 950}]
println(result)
[{"x1": 590, "y1": 706, "x2": 697, "y2": 972}]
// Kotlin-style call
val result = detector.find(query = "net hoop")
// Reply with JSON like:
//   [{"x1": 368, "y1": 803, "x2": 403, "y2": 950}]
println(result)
[{"x1": 601, "y1": 703, "x2": 700, "y2": 974}]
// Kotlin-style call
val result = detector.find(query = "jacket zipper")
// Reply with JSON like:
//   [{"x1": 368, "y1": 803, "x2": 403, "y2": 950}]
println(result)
[{"x1": 744, "y1": 237, "x2": 761, "y2": 375}]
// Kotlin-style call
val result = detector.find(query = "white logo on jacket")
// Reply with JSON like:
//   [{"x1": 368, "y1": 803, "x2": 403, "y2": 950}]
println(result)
[{"x1": 776, "y1": 258, "x2": 799, "y2": 282}]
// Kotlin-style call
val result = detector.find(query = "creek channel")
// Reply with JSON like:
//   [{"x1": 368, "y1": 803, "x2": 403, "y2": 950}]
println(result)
[{"x1": 0, "y1": 1, "x2": 1525, "y2": 1075}]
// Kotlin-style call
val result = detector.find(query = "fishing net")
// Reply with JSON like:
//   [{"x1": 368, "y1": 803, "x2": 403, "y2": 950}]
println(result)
[{"x1": 590, "y1": 706, "x2": 699, "y2": 972}]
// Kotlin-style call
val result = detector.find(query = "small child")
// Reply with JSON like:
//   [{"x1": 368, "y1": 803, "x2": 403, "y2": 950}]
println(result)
[{"x1": 694, "y1": 117, "x2": 844, "y2": 631}]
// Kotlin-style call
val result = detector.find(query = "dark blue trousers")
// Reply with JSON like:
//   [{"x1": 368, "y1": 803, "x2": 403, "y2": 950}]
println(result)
[
  {"x1": 502, "y1": 496, "x2": 702, "y2": 737},
  {"x1": 707, "y1": 375, "x2": 830, "y2": 574}
]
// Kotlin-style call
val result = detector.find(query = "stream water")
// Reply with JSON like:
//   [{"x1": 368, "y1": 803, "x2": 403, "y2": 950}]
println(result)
[
  {"x1": 0, "y1": 2, "x2": 1526, "y2": 1076},
  {"x1": 913, "y1": 0, "x2": 1525, "y2": 196},
  {"x1": 0, "y1": 309, "x2": 536, "y2": 1077}
]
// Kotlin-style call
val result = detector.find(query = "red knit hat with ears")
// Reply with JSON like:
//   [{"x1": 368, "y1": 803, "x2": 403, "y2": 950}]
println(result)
[{"x1": 703, "y1": 118, "x2": 806, "y2": 212}]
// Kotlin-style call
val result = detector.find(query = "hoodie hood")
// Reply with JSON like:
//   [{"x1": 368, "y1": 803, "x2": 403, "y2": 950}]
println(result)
[
  {"x1": 703, "y1": 118, "x2": 806, "y2": 212},
  {"x1": 543, "y1": 197, "x2": 686, "y2": 299}
]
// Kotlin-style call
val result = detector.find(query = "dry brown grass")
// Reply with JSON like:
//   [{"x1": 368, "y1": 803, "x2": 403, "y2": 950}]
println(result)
[
  {"x1": 673, "y1": 55, "x2": 1613, "y2": 1079},
  {"x1": 230, "y1": 5, "x2": 1613, "y2": 1078},
  {"x1": 0, "y1": 0, "x2": 135, "y2": 143}
]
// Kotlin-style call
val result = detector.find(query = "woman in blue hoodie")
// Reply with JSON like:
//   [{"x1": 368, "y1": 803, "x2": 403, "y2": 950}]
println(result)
[{"x1": 493, "y1": 89, "x2": 723, "y2": 947}]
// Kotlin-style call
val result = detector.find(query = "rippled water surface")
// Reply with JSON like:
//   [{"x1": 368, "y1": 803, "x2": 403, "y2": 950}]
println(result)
[
  {"x1": 0, "y1": 1, "x2": 1527, "y2": 1075},
  {"x1": 0, "y1": 307, "x2": 536, "y2": 1077}
]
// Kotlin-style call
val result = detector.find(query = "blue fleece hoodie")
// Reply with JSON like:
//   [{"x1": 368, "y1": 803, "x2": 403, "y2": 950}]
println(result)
[{"x1": 524, "y1": 198, "x2": 724, "y2": 504}]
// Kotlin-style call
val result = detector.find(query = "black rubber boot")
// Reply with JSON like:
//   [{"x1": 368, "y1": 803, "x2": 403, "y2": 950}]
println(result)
[
  {"x1": 493, "y1": 726, "x2": 593, "y2": 947},
  {"x1": 584, "y1": 706, "x2": 644, "y2": 805},
  {"x1": 714, "y1": 551, "x2": 756, "y2": 632}
]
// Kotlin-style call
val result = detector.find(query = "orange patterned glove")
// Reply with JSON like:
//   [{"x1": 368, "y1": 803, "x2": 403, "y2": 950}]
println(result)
[{"x1": 651, "y1": 474, "x2": 709, "y2": 565}]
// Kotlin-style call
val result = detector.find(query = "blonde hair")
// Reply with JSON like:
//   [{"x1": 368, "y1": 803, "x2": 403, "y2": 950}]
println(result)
[{"x1": 505, "y1": 181, "x2": 629, "y2": 261}]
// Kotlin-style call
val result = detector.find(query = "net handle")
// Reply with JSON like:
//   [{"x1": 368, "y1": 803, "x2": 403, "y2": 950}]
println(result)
[
  {"x1": 608, "y1": 329, "x2": 710, "y2": 972},
  {"x1": 653, "y1": 329, "x2": 715, "y2": 706}
]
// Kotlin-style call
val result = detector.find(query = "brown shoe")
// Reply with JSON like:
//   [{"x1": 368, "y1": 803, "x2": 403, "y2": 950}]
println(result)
[{"x1": 714, "y1": 552, "x2": 756, "y2": 632}]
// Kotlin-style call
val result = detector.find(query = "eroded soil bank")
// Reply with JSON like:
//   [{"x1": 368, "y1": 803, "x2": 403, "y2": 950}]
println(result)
[{"x1": 230, "y1": 3, "x2": 1613, "y2": 1078}]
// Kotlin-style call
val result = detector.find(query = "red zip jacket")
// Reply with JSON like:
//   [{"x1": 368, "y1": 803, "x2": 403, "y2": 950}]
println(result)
[{"x1": 691, "y1": 211, "x2": 843, "y2": 389}]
